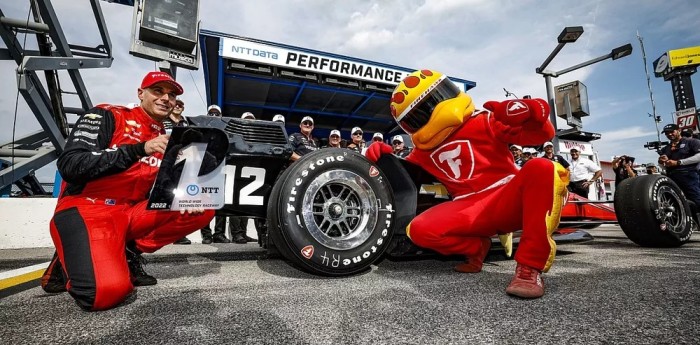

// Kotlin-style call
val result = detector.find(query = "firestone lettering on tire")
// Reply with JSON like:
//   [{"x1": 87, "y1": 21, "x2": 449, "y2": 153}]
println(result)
[
  {"x1": 315, "y1": 217, "x2": 392, "y2": 267},
  {"x1": 342, "y1": 227, "x2": 390, "y2": 266},
  {"x1": 651, "y1": 177, "x2": 667, "y2": 202},
  {"x1": 286, "y1": 154, "x2": 345, "y2": 214}
]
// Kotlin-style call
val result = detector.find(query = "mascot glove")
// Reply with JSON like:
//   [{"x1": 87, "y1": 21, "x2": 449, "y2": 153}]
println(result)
[
  {"x1": 483, "y1": 98, "x2": 550, "y2": 126},
  {"x1": 364, "y1": 142, "x2": 393, "y2": 163}
]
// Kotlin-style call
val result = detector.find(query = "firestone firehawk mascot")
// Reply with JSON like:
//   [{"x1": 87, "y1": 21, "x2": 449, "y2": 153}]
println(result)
[{"x1": 365, "y1": 70, "x2": 569, "y2": 299}]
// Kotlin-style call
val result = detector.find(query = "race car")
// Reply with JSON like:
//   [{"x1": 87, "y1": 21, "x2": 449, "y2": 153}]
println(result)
[{"x1": 154, "y1": 115, "x2": 601, "y2": 276}]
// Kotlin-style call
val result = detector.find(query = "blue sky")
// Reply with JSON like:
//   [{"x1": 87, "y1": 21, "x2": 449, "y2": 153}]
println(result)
[{"x1": 1, "y1": 0, "x2": 699, "y2": 181}]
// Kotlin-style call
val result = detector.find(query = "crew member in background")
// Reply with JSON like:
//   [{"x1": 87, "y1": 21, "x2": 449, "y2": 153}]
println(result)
[
  {"x1": 289, "y1": 116, "x2": 319, "y2": 161},
  {"x1": 658, "y1": 123, "x2": 700, "y2": 206},
  {"x1": 568, "y1": 148, "x2": 602, "y2": 198},
  {"x1": 510, "y1": 145, "x2": 524, "y2": 167},
  {"x1": 40, "y1": 71, "x2": 214, "y2": 311},
  {"x1": 165, "y1": 98, "x2": 193, "y2": 245},
  {"x1": 646, "y1": 163, "x2": 660, "y2": 175},
  {"x1": 324, "y1": 129, "x2": 343, "y2": 148},
  {"x1": 163, "y1": 98, "x2": 188, "y2": 131},
  {"x1": 541, "y1": 141, "x2": 569, "y2": 169},
  {"x1": 520, "y1": 148, "x2": 536, "y2": 165},
  {"x1": 272, "y1": 114, "x2": 285, "y2": 123},
  {"x1": 207, "y1": 104, "x2": 222, "y2": 117},
  {"x1": 392, "y1": 135, "x2": 410, "y2": 158},
  {"x1": 347, "y1": 126, "x2": 366, "y2": 153}
]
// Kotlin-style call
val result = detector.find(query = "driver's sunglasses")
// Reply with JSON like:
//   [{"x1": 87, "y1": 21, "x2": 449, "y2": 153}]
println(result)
[
  {"x1": 352, "y1": 132, "x2": 362, "y2": 136},
  {"x1": 393, "y1": 141, "x2": 402, "y2": 145},
  {"x1": 330, "y1": 135, "x2": 340, "y2": 139},
  {"x1": 373, "y1": 138, "x2": 382, "y2": 142},
  {"x1": 302, "y1": 121, "x2": 313, "y2": 126},
  {"x1": 175, "y1": 103, "x2": 184, "y2": 108}
]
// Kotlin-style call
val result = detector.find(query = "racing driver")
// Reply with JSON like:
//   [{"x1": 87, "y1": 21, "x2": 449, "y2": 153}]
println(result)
[
  {"x1": 40, "y1": 71, "x2": 214, "y2": 311},
  {"x1": 366, "y1": 69, "x2": 569, "y2": 299}
]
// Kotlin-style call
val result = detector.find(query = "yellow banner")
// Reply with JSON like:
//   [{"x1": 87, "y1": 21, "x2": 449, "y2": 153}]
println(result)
[{"x1": 669, "y1": 46, "x2": 700, "y2": 68}]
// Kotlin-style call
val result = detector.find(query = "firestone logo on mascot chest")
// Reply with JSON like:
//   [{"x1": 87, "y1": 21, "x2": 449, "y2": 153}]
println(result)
[{"x1": 429, "y1": 140, "x2": 475, "y2": 182}]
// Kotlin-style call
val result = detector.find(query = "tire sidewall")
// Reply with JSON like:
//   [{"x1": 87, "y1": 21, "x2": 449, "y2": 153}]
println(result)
[
  {"x1": 275, "y1": 149, "x2": 395, "y2": 274},
  {"x1": 648, "y1": 176, "x2": 693, "y2": 242}
]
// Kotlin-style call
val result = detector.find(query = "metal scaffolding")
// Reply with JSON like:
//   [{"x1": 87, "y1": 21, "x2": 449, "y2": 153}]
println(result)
[{"x1": 0, "y1": 0, "x2": 113, "y2": 195}]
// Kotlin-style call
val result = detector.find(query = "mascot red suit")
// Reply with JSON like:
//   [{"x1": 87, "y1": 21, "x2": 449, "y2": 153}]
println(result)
[{"x1": 366, "y1": 69, "x2": 569, "y2": 299}]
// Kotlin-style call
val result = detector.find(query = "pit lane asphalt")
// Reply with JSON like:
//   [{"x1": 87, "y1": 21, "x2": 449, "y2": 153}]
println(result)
[{"x1": 1, "y1": 225, "x2": 699, "y2": 344}]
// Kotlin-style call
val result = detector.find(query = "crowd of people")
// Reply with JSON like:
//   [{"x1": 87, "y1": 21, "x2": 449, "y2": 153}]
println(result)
[{"x1": 287, "y1": 121, "x2": 412, "y2": 159}]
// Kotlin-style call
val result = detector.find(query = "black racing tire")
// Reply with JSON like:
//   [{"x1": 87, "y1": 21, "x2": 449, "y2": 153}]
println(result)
[
  {"x1": 614, "y1": 175, "x2": 694, "y2": 247},
  {"x1": 267, "y1": 148, "x2": 396, "y2": 276}
]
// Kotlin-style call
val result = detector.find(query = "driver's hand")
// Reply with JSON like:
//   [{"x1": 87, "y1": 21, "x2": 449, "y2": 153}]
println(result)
[
  {"x1": 144, "y1": 134, "x2": 170, "y2": 155},
  {"x1": 180, "y1": 208, "x2": 205, "y2": 215}
]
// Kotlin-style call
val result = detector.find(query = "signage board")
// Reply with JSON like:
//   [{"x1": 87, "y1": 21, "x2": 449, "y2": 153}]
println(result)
[
  {"x1": 220, "y1": 37, "x2": 468, "y2": 91},
  {"x1": 559, "y1": 140, "x2": 593, "y2": 155},
  {"x1": 674, "y1": 107, "x2": 698, "y2": 132},
  {"x1": 669, "y1": 46, "x2": 700, "y2": 68}
]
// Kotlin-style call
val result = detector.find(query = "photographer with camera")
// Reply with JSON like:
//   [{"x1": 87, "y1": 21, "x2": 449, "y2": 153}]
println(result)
[
  {"x1": 612, "y1": 155, "x2": 637, "y2": 186},
  {"x1": 658, "y1": 124, "x2": 700, "y2": 206}
]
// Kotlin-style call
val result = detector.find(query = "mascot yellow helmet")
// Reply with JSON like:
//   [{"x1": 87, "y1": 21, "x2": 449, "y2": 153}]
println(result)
[{"x1": 390, "y1": 69, "x2": 475, "y2": 150}]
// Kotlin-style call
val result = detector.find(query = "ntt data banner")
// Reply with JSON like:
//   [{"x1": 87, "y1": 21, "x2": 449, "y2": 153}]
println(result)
[
  {"x1": 220, "y1": 37, "x2": 459, "y2": 89},
  {"x1": 221, "y1": 37, "x2": 408, "y2": 85}
]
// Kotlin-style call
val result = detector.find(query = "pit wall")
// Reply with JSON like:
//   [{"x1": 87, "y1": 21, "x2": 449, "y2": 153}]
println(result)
[{"x1": 0, "y1": 198, "x2": 223, "y2": 249}]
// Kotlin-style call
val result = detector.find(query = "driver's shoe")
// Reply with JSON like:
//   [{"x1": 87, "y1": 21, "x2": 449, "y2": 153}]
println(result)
[
  {"x1": 505, "y1": 263, "x2": 544, "y2": 299},
  {"x1": 41, "y1": 252, "x2": 67, "y2": 293},
  {"x1": 454, "y1": 238, "x2": 491, "y2": 273},
  {"x1": 126, "y1": 246, "x2": 157, "y2": 286}
]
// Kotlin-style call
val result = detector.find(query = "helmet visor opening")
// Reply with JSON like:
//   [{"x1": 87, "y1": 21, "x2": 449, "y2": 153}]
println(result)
[{"x1": 398, "y1": 79, "x2": 461, "y2": 133}]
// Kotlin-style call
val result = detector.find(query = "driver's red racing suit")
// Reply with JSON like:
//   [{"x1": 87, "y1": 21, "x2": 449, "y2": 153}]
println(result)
[{"x1": 50, "y1": 104, "x2": 213, "y2": 310}]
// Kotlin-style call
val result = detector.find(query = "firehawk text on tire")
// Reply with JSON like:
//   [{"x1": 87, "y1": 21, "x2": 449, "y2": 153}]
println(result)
[
  {"x1": 267, "y1": 149, "x2": 395, "y2": 276},
  {"x1": 614, "y1": 175, "x2": 693, "y2": 247}
]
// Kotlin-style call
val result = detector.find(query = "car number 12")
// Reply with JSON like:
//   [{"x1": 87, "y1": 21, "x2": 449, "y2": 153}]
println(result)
[{"x1": 224, "y1": 165, "x2": 265, "y2": 206}]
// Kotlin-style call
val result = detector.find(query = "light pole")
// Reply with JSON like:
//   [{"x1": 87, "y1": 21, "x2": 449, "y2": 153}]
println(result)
[{"x1": 536, "y1": 26, "x2": 633, "y2": 154}]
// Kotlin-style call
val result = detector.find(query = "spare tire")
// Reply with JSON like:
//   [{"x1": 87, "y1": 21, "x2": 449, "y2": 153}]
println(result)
[
  {"x1": 267, "y1": 149, "x2": 395, "y2": 276},
  {"x1": 614, "y1": 175, "x2": 694, "y2": 247}
]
